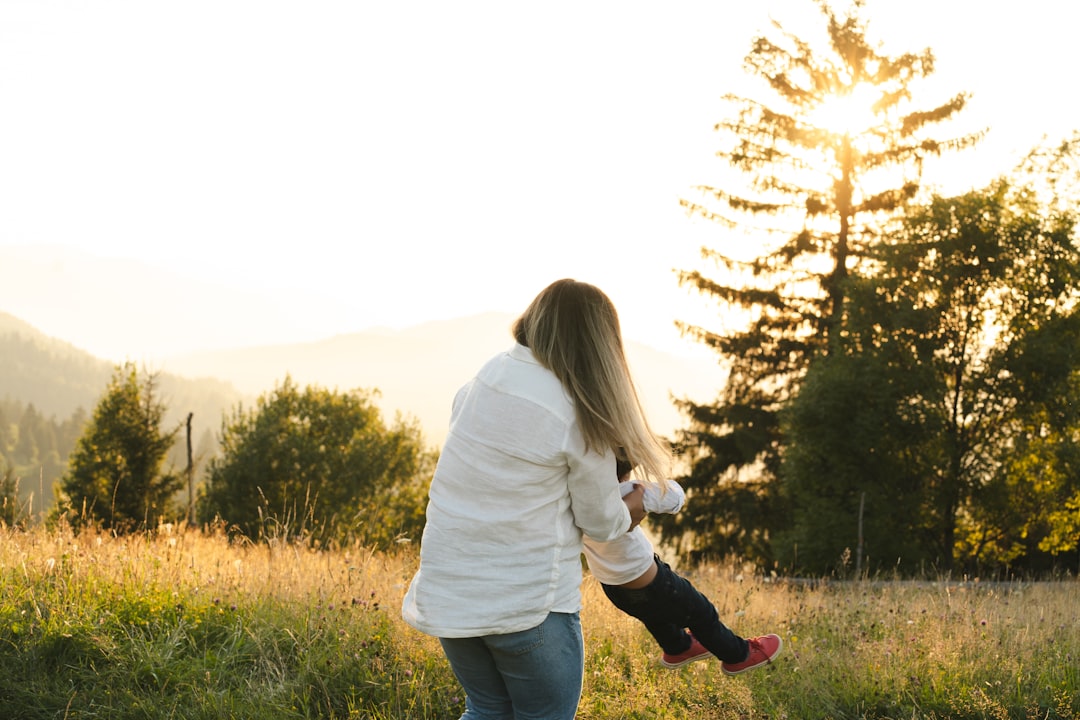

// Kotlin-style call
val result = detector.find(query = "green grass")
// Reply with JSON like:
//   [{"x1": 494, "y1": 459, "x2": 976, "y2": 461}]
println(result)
[{"x1": 1, "y1": 524, "x2": 1077, "y2": 719}]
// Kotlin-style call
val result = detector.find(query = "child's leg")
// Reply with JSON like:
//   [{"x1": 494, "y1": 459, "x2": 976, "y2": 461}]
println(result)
[
  {"x1": 602, "y1": 556, "x2": 748, "y2": 663},
  {"x1": 601, "y1": 581, "x2": 691, "y2": 655}
]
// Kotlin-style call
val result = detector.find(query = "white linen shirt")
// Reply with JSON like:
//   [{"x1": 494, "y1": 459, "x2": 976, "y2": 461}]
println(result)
[
  {"x1": 581, "y1": 479, "x2": 685, "y2": 585},
  {"x1": 401, "y1": 344, "x2": 632, "y2": 638}
]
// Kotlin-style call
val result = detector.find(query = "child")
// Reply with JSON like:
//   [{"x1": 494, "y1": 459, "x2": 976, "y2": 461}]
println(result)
[{"x1": 582, "y1": 458, "x2": 782, "y2": 673}]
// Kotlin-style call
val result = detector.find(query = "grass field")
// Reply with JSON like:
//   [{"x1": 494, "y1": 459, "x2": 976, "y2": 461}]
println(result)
[{"x1": 1, "y1": 524, "x2": 1077, "y2": 719}]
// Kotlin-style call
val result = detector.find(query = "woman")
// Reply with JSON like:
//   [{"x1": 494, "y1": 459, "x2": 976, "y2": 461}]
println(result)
[{"x1": 401, "y1": 278, "x2": 670, "y2": 719}]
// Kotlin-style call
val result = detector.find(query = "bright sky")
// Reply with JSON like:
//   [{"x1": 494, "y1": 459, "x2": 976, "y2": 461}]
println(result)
[{"x1": 1, "y1": 0, "x2": 1076, "y2": 363}]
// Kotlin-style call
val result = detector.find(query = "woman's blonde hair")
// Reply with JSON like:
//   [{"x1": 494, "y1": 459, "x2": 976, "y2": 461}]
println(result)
[{"x1": 512, "y1": 279, "x2": 671, "y2": 482}]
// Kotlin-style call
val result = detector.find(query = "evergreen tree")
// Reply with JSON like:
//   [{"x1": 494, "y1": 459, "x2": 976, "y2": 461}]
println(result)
[
  {"x1": 0, "y1": 465, "x2": 22, "y2": 528},
  {"x1": 15, "y1": 404, "x2": 41, "y2": 466},
  {"x1": 57, "y1": 364, "x2": 182, "y2": 531},
  {"x1": 0, "y1": 404, "x2": 9, "y2": 456},
  {"x1": 658, "y1": 0, "x2": 978, "y2": 564}
]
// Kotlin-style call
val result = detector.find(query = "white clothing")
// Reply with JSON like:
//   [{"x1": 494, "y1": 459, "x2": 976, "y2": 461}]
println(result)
[
  {"x1": 582, "y1": 479, "x2": 685, "y2": 585},
  {"x1": 401, "y1": 344, "x2": 632, "y2": 638},
  {"x1": 620, "y1": 478, "x2": 685, "y2": 514}
]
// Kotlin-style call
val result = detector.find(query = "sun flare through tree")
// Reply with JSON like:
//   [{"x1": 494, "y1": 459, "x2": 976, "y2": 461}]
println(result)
[{"x1": 661, "y1": 0, "x2": 982, "y2": 565}]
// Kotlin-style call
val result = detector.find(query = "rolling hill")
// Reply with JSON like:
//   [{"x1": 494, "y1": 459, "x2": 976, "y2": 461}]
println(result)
[
  {"x1": 161, "y1": 312, "x2": 724, "y2": 447},
  {"x1": 2, "y1": 310, "x2": 724, "y2": 452}
]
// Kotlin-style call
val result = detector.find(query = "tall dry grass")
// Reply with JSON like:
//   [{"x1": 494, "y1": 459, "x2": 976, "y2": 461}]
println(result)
[
  {"x1": 0, "y1": 522, "x2": 458, "y2": 718},
  {"x1": 1, "y1": 524, "x2": 1077, "y2": 719}
]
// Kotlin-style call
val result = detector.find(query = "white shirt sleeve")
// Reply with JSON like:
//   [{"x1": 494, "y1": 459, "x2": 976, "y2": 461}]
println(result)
[
  {"x1": 619, "y1": 478, "x2": 685, "y2": 514},
  {"x1": 568, "y1": 444, "x2": 631, "y2": 543}
]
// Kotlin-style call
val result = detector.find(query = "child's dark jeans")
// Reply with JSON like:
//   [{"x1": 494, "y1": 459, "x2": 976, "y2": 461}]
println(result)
[{"x1": 601, "y1": 555, "x2": 749, "y2": 663}]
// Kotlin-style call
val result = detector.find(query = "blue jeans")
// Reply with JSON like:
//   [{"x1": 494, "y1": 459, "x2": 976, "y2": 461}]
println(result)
[
  {"x1": 439, "y1": 611, "x2": 583, "y2": 720},
  {"x1": 601, "y1": 555, "x2": 748, "y2": 663}
]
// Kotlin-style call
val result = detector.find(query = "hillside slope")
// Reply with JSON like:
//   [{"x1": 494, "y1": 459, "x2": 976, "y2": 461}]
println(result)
[
  {"x1": 2, "y1": 309, "x2": 724, "y2": 453},
  {"x1": 0, "y1": 310, "x2": 247, "y2": 455},
  {"x1": 163, "y1": 313, "x2": 724, "y2": 447}
]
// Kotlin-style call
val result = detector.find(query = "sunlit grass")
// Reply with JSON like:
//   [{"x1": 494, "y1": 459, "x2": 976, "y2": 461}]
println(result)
[
  {"x1": 1, "y1": 524, "x2": 1077, "y2": 719},
  {"x1": 0, "y1": 523, "x2": 459, "y2": 719}
]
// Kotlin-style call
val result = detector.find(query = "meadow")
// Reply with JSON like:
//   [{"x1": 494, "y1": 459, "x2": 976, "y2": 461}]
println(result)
[{"x1": 1, "y1": 524, "x2": 1077, "y2": 719}]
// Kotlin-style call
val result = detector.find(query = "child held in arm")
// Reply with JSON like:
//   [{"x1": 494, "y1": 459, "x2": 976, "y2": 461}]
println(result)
[{"x1": 581, "y1": 458, "x2": 782, "y2": 673}]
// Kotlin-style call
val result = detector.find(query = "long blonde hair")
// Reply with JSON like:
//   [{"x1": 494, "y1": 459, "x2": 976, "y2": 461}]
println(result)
[{"x1": 512, "y1": 279, "x2": 671, "y2": 482}]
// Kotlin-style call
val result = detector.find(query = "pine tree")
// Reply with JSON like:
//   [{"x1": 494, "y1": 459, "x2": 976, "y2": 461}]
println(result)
[
  {"x1": 57, "y1": 364, "x2": 181, "y2": 531},
  {"x1": 1, "y1": 465, "x2": 23, "y2": 528},
  {"x1": 658, "y1": 0, "x2": 979, "y2": 564}
]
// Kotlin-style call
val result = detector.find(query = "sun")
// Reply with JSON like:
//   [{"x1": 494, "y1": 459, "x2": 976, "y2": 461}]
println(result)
[{"x1": 807, "y1": 83, "x2": 881, "y2": 137}]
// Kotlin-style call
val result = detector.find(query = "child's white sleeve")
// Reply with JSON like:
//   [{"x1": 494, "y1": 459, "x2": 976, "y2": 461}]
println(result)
[{"x1": 619, "y1": 479, "x2": 685, "y2": 514}]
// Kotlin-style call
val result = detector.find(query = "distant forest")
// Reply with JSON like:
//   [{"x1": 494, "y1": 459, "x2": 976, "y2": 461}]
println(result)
[
  {"x1": 0, "y1": 312, "x2": 246, "y2": 518},
  {"x1": 0, "y1": 397, "x2": 85, "y2": 516}
]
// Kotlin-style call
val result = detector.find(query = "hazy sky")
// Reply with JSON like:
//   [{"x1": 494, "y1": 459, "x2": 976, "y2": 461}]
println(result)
[{"x1": 1, "y1": 0, "x2": 1076, "y2": 364}]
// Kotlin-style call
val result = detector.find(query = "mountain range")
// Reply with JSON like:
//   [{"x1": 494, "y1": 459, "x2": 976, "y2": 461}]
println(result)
[{"x1": 1, "y1": 310, "x2": 724, "y2": 449}]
